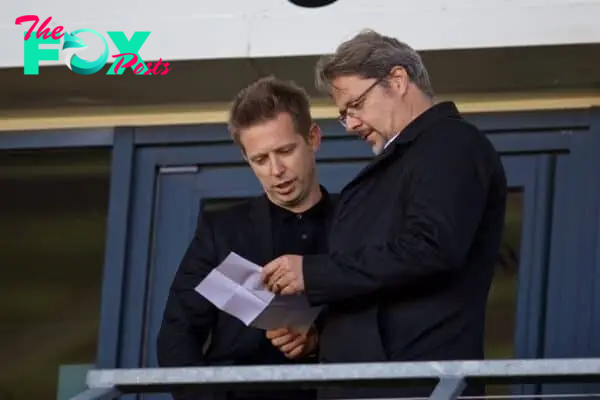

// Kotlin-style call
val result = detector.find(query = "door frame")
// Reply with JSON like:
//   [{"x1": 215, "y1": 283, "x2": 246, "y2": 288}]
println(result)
[{"x1": 95, "y1": 109, "x2": 600, "y2": 397}]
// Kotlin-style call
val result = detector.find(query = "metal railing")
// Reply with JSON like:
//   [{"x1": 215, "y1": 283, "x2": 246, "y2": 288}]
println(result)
[{"x1": 71, "y1": 358, "x2": 600, "y2": 400}]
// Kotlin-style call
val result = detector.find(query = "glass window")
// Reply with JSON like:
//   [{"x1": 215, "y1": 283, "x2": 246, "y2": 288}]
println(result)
[
  {"x1": 0, "y1": 147, "x2": 110, "y2": 400},
  {"x1": 485, "y1": 189, "x2": 523, "y2": 358},
  {"x1": 485, "y1": 189, "x2": 523, "y2": 395}
]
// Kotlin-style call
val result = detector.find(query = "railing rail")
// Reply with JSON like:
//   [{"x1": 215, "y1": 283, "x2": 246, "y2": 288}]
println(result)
[{"x1": 70, "y1": 358, "x2": 600, "y2": 400}]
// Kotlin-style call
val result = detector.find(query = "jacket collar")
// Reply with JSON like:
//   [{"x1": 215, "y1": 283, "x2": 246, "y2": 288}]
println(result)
[{"x1": 348, "y1": 101, "x2": 461, "y2": 187}]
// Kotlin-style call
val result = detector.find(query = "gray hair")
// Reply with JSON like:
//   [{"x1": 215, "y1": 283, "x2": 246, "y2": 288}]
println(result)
[{"x1": 315, "y1": 29, "x2": 434, "y2": 98}]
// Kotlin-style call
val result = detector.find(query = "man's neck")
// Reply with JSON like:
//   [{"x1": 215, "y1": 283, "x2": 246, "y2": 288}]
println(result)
[
  {"x1": 288, "y1": 183, "x2": 323, "y2": 214},
  {"x1": 389, "y1": 91, "x2": 435, "y2": 140}
]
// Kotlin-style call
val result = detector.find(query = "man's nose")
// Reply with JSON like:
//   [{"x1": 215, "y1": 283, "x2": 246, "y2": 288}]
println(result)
[
  {"x1": 345, "y1": 115, "x2": 362, "y2": 132},
  {"x1": 270, "y1": 156, "x2": 285, "y2": 176}
]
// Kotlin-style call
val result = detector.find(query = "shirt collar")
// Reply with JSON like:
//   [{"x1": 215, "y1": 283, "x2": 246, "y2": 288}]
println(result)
[
  {"x1": 269, "y1": 185, "x2": 331, "y2": 221},
  {"x1": 383, "y1": 132, "x2": 401, "y2": 150}
]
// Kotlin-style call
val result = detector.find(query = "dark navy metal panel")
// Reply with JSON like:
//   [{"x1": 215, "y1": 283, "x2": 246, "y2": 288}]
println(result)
[
  {"x1": 0, "y1": 128, "x2": 113, "y2": 149},
  {"x1": 464, "y1": 108, "x2": 591, "y2": 133},
  {"x1": 587, "y1": 108, "x2": 600, "y2": 398},
  {"x1": 133, "y1": 123, "x2": 229, "y2": 144},
  {"x1": 544, "y1": 129, "x2": 599, "y2": 359},
  {"x1": 138, "y1": 170, "x2": 212, "y2": 400},
  {"x1": 543, "y1": 152, "x2": 574, "y2": 358},
  {"x1": 590, "y1": 108, "x2": 600, "y2": 359},
  {"x1": 96, "y1": 128, "x2": 134, "y2": 368},
  {"x1": 142, "y1": 172, "x2": 201, "y2": 368},
  {"x1": 119, "y1": 149, "x2": 160, "y2": 370},
  {"x1": 541, "y1": 108, "x2": 600, "y2": 396},
  {"x1": 489, "y1": 132, "x2": 570, "y2": 153}
]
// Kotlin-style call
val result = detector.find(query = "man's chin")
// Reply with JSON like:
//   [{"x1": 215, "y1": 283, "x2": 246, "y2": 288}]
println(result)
[
  {"x1": 364, "y1": 132, "x2": 385, "y2": 155},
  {"x1": 371, "y1": 142, "x2": 385, "y2": 155},
  {"x1": 273, "y1": 190, "x2": 301, "y2": 206}
]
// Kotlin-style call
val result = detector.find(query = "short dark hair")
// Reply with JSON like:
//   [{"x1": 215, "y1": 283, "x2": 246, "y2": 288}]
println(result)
[{"x1": 228, "y1": 76, "x2": 313, "y2": 148}]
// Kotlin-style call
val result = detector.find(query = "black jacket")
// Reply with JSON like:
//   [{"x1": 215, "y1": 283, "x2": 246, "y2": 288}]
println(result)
[
  {"x1": 157, "y1": 193, "x2": 337, "y2": 400},
  {"x1": 303, "y1": 102, "x2": 508, "y2": 399}
]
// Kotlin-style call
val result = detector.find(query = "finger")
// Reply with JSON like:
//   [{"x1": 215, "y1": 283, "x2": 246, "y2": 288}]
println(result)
[
  {"x1": 270, "y1": 333, "x2": 293, "y2": 347},
  {"x1": 272, "y1": 332, "x2": 300, "y2": 347},
  {"x1": 265, "y1": 328, "x2": 289, "y2": 339},
  {"x1": 263, "y1": 263, "x2": 284, "y2": 291},
  {"x1": 260, "y1": 265, "x2": 271, "y2": 283},
  {"x1": 280, "y1": 334, "x2": 306, "y2": 353},
  {"x1": 261, "y1": 258, "x2": 282, "y2": 283},
  {"x1": 271, "y1": 330, "x2": 300, "y2": 345},
  {"x1": 267, "y1": 266, "x2": 287, "y2": 289},
  {"x1": 284, "y1": 344, "x2": 305, "y2": 359},
  {"x1": 267, "y1": 278, "x2": 282, "y2": 293},
  {"x1": 267, "y1": 272, "x2": 289, "y2": 293},
  {"x1": 280, "y1": 281, "x2": 300, "y2": 295}
]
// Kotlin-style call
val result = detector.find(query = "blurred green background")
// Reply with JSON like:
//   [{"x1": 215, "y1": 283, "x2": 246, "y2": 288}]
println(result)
[{"x1": 0, "y1": 148, "x2": 109, "y2": 400}]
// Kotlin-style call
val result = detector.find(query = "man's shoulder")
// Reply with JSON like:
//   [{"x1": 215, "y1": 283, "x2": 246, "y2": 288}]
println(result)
[
  {"x1": 430, "y1": 113, "x2": 482, "y2": 139},
  {"x1": 328, "y1": 192, "x2": 341, "y2": 208},
  {"x1": 200, "y1": 195, "x2": 264, "y2": 223},
  {"x1": 418, "y1": 113, "x2": 494, "y2": 154}
]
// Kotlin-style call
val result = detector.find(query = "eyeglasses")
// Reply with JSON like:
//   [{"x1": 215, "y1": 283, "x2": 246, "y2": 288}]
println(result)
[{"x1": 338, "y1": 76, "x2": 385, "y2": 127}]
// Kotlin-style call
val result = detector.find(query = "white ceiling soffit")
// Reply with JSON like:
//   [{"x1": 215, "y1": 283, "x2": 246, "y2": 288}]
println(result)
[{"x1": 3, "y1": 0, "x2": 600, "y2": 69}]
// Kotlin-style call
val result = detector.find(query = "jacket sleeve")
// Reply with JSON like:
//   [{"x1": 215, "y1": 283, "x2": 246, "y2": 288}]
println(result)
[
  {"x1": 157, "y1": 207, "x2": 219, "y2": 371},
  {"x1": 303, "y1": 132, "x2": 504, "y2": 306}
]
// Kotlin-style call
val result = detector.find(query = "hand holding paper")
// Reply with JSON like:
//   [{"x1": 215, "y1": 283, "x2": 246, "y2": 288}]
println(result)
[
  {"x1": 261, "y1": 254, "x2": 305, "y2": 295},
  {"x1": 195, "y1": 252, "x2": 322, "y2": 334}
]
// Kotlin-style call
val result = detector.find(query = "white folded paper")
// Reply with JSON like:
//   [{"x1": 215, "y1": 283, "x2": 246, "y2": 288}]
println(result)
[{"x1": 195, "y1": 252, "x2": 323, "y2": 334}]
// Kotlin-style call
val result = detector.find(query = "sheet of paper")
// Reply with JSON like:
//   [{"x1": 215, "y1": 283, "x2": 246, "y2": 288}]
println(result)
[{"x1": 195, "y1": 252, "x2": 323, "y2": 334}]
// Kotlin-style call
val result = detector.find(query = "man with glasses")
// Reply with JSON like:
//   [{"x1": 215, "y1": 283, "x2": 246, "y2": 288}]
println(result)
[{"x1": 262, "y1": 30, "x2": 508, "y2": 399}]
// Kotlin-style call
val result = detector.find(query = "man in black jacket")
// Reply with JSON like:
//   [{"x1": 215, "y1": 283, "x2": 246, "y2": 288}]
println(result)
[
  {"x1": 156, "y1": 77, "x2": 336, "y2": 400},
  {"x1": 262, "y1": 30, "x2": 508, "y2": 399}
]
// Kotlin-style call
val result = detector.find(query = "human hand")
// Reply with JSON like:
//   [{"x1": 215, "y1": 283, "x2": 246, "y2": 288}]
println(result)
[
  {"x1": 261, "y1": 255, "x2": 304, "y2": 295},
  {"x1": 265, "y1": 326, "x2": 318, "y2": 359}
]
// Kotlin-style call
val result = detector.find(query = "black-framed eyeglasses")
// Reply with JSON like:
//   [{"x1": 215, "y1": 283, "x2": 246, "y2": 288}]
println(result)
[{"x1": 338, "y1": 76, "x2": 385, "y2": 127}]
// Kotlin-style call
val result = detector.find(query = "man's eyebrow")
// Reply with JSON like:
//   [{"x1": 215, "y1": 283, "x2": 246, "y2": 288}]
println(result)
[
  {"x1": 339, "y1": 96, "x2": 355, "y2": 114},
  {"x1": 249, "y1": 152, "x2": 266, "y2": 161},
  {"x1": 249, "y1": 143, "x2": 296, "y2": 159}
]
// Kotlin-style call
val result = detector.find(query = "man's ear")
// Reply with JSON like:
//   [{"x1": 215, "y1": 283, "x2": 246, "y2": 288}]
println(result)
[
  {"x1": 307, "y1": 123, "x2": 322, "y2": 151},
  {"x1": 389, "y1": 65, "x2": 409, "y2": 96}
]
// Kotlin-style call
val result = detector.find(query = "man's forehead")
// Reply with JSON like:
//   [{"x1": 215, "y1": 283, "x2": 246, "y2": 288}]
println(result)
[
  {"x1": 330, "y1": 76, "x2": 367, "y2": 104},
  {"x1": 245, "y1": 138, "x2": 299, "y2": 158},
  {"x1": 330, "y1": 82, "x2": 354, "y2": 107}
]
